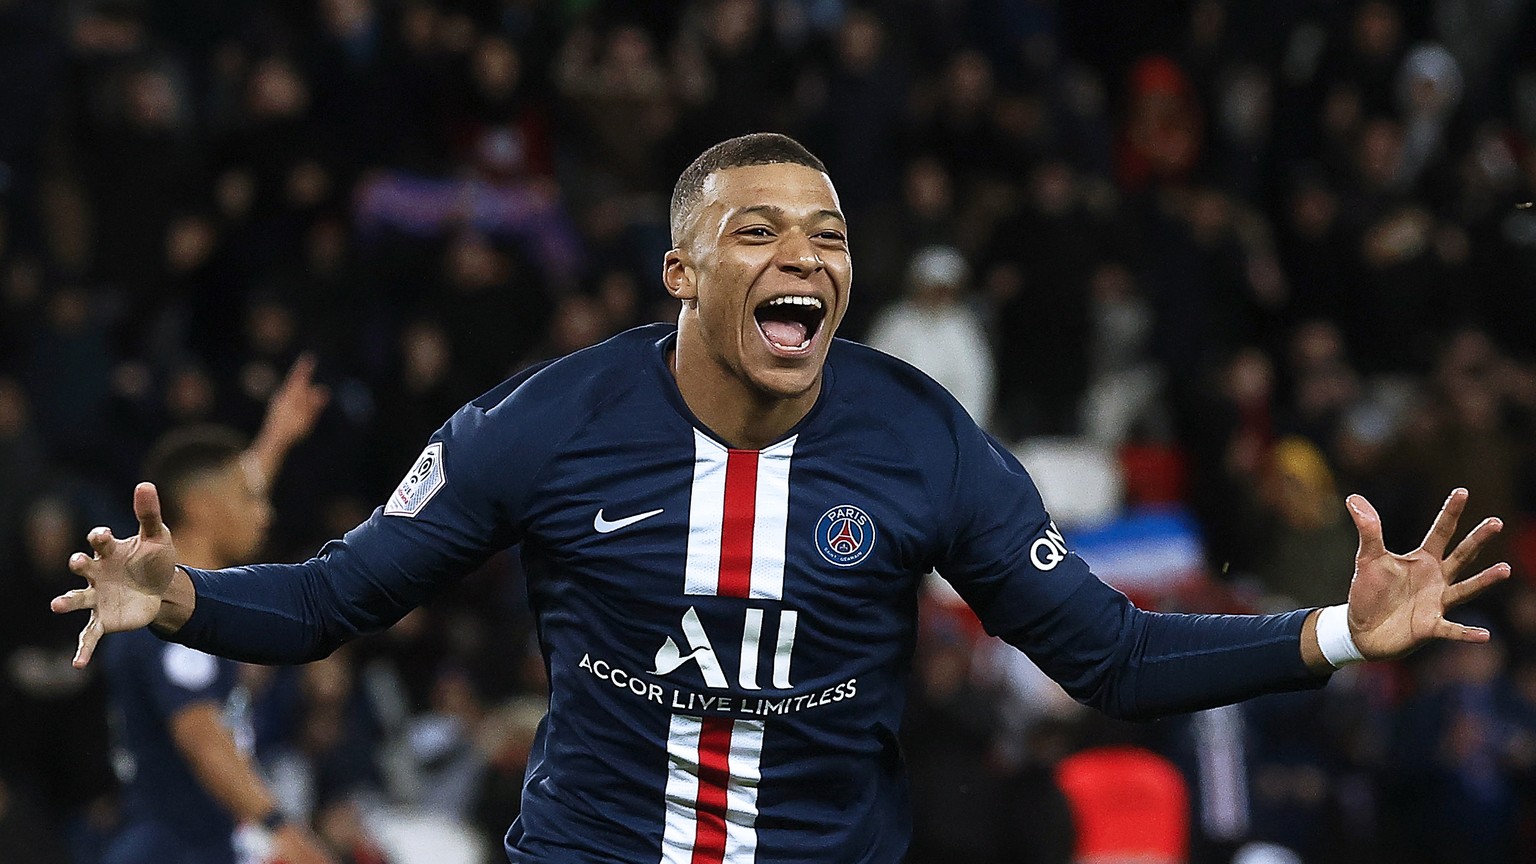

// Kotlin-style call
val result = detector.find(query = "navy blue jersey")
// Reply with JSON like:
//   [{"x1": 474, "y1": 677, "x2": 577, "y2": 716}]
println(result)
[
  {"x1": 104, "y1": 629, "x2": 249, "y2": 850},
  {"x1": 172, "y1": 324, "x2": 1325, "y2": 863}
]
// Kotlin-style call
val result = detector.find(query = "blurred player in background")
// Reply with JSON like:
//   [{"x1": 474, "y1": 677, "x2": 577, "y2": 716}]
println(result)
[
  {"x1": 100, "y1": 358, "x2": 334, "y2": 864},
  {"x1": 57, "y1": 134, "x2": 1510, "y2": 864}
]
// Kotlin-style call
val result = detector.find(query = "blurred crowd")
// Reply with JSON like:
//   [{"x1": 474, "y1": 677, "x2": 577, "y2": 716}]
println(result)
[{"x1": 3, "y1": 0, "x2": 1536, "y2": 862}]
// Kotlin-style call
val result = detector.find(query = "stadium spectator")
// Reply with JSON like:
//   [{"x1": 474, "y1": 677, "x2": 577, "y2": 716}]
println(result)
[
  {"x1": 1, "y1": 494, "x2": 116, "y2": 846},
  {"x1": 1251, "y1": 437, "x2": 1359, "y2": 609},
  {"x1": 985, "y1": 157, "x2": 1107, "y2": 437},
  {"x1": 866, "y1": 246, "x2": 996, "y2": 429}
]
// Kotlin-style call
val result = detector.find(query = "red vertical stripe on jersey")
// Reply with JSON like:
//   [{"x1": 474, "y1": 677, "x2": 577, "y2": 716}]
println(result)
[
  {"x1": 716, "y1": 450, "x2": 759, "y2": 599},
  {"x1": 690, "y1": 716, "x2": 736, "y2": 864}
]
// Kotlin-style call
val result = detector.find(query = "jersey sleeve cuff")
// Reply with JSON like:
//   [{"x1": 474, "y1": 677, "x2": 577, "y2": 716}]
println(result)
[{"x1": 154, "y1": 565, "x2": 216, "y2": 649}]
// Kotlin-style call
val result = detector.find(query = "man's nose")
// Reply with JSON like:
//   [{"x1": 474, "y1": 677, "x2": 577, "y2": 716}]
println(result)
[{"x1": 777, "y1": 232, "x2": 824, "y2": 277}]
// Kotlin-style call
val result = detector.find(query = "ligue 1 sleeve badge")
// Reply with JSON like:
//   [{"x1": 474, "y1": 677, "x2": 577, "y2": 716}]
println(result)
[
  {"x1": 816, "y1": 505, "x2": 876, "y2": 567},
  {"x1": 384, "y1": 442, "x2": 446, "y2": 518}
]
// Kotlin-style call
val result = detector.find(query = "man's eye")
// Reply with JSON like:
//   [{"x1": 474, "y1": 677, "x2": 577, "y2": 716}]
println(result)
[
  {"x1": 817, "y1": 232, "x2": 847, "y2": 242},
  {"x1": 739, "y1": 227, "x2": 773, "y2": 237}
]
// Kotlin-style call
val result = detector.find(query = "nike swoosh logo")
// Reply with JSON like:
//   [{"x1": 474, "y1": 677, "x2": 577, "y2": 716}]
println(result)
[{"x1": 594, "y1": 507, "x2": 665, "y2": 534}]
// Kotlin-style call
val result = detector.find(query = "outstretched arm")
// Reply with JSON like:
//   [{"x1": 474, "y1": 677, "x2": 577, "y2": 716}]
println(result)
[
  {"x1": 937, "y1": 423, "x2": 1512, "y2": 720},
  {"x1": 1298, "y1": 488, "x2": 1509, "y2": 673},
  {"x1": 53, "y1": 388, "x2": 536, "y2": 667},
  {"x1": 243, "y1": 354, "x2": 330, "y2": 493},
  {"x1": 53, "y1": 476, "x2": 509, "y2": 667}
]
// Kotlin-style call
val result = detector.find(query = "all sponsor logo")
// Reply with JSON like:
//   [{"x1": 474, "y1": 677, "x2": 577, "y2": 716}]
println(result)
[
  {"x1": 650, "y1": 606, "x2": 797, "y2": 690},
  {"x1": 815, "y1": 504, "x2": 875, "y2": 567},
  {"x1": 575, "y1": 603, "x2": 859, "y2": 719}
]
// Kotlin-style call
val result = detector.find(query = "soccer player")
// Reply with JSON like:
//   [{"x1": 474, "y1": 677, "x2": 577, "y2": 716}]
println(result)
[
  {"x1": 57, "y1": 134, "x2": 1508, "y2": 864},
  {"x1": 99, "y1": 359, "x2": 334, "y2": 864}
]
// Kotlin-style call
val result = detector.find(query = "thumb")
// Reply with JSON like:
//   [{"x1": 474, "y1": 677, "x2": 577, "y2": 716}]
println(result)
[
  {"x1": 1347, "y1": 493, "x2": 1386, "y2": 560},
  {"x1": 134, "y1": 482, "x2": 169, "y2": 541}
]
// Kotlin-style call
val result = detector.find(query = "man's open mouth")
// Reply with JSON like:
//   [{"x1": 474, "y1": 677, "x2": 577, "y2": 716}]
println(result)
[{"x1": 754, "y1": 295, "x2": 826, "y2": 355}]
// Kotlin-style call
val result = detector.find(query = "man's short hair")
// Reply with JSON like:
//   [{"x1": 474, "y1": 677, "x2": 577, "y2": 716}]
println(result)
[
  {"x1": 669, "y1": 133, "x2": 828, "y2": 246},
  {"x1": 143, "y1": 426, "x2": 247, "y2": 525}
]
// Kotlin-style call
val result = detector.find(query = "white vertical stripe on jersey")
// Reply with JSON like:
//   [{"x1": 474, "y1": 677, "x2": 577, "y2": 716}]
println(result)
[
  {"x1": 660, "y1": 714, "x2": 704, "y2": 864},
  {"x1": 667, "y1": 433, "x2": 794, "y2": 863},
  {"x1": 748, "y1": 437, "x2": 795, "y2": 600},
  {"x1": 685, "y1": 431, "x2": 729, "y2": 596},
  {"x1": 722, "y1": 719, "x2": 765, "y2": 861},
  {"x1": 659, "y1": 716, "x2": 766, "y2": 864}
]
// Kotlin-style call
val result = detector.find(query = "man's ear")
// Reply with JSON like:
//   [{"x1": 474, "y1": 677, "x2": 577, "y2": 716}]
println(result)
[
  {"x1": 175, "y1": 482, "x2": 216, "y2": 532},
  {"x1": 663, "y1": 248, "x2": 697, "y2": 304}
]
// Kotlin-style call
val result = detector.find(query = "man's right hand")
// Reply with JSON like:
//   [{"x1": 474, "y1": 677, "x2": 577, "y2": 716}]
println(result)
[{"x1": 51, "y1": 482, "x2": 188, "y2": 667}]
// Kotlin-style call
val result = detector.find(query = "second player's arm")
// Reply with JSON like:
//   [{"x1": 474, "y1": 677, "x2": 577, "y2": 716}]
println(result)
[
  {"x1": 169, "y1": 702, "x2": 279, "y2": 823},
  {"x1": 240, "y1": 354, "x2": 329, "y2": 495},
  {"x1": 170, "y1": 703, "x2": 336, "y2": 864}
]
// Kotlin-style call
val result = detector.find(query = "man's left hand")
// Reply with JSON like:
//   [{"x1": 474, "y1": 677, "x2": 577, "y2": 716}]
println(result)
[{"x1": 1343, "y1": 488, "x2": 1510, "y2": 661}]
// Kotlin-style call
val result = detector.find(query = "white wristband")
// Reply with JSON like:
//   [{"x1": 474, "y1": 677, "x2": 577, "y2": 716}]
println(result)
[{"x1": 1316, "y1": 604, "x2": 1365, "y2": 668}]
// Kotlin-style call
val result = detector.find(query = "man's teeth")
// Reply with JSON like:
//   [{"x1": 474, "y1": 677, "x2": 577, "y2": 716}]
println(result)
[{"x1": 764, "y1": 296, "x2": 823, "y2": 309}]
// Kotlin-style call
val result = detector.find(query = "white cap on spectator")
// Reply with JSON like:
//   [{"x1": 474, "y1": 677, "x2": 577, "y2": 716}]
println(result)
[{"x1": 907, "y1": 246, "x2": 969, "y2": 290}]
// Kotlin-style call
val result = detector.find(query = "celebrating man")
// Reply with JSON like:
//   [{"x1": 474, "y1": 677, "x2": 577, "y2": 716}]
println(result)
[{"x1": 56, "y1": 134, "x2": 1508, "y2": 864}]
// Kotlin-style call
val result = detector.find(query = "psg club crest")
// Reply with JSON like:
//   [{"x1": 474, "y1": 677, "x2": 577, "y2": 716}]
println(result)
[{"x1": 816, "y1": 505, "x2": 875, "y2": 567}]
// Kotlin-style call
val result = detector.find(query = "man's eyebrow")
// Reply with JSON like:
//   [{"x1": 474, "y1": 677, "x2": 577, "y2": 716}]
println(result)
[{"x1": 728, "y1": 204, "x2": 847, "y2": 224}]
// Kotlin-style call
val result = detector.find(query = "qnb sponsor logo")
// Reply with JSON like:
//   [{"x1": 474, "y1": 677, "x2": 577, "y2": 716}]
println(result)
[
  {"x1": 650, "y1": 606, "x2": 798, "y2": 690},
  {"x1": 1030, "y1": 520, "x2": 1070, "y2": 571}
]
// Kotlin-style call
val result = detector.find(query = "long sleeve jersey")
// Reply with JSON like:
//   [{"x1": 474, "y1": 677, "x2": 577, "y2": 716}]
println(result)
[{"x1": 170, "y1": 324, "x2": 1327, "y2": 863}]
